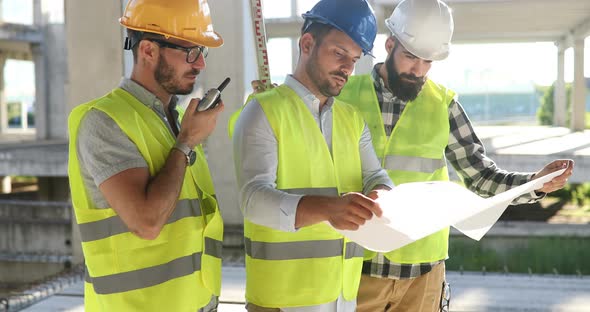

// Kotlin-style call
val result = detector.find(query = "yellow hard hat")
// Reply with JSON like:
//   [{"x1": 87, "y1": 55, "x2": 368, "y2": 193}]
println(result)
[{"x1": 119, "y1": 0, "x2": 223, "y2": 48}]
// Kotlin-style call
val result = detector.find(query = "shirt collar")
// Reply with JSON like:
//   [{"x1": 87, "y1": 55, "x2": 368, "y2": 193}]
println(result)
[
  {"x1": 118, "y1": 78, "x2": 179, "y2": 115},
  {"x1": 284, "y1": 75, "x2": 335, "y2": 112}
]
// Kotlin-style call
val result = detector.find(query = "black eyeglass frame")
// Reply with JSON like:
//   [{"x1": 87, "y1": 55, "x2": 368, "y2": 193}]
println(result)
[{"x1": 145, "y1": 38, "x2": 208, "y2": 63}]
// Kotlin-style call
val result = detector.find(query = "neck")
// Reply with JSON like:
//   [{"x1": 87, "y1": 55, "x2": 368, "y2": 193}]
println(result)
[
  {"x1": 293, "y1": 65, "x2": 329, "y2": 108},
  {"x1": 130, "y1": 68, "x2": 173, "y2": 109}
]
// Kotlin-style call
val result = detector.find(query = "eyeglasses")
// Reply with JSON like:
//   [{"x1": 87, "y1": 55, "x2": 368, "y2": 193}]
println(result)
[
  {"x1": 440, "y1": 281, "x2": 451, "y2": 312},
  {"x1": 145, "y1": 38, "x2": 208, "y2": 63}
]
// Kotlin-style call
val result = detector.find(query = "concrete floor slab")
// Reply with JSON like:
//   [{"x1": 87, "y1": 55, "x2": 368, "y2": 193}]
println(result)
[{"x1": 19, "y1": 266, "x2": 590, "y2": 312}]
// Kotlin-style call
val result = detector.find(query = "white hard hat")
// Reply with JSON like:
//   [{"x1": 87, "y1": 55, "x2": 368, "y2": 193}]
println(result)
[{"x1": 385, "y1": 0, "x2": 454, "y2": 61}]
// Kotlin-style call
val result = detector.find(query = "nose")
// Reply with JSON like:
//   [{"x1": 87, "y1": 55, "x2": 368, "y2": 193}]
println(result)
[
  {"x1": 192, "y1": 53, "x2": 206, "y2": 70},
  {"x1": 410, "y1": 60, "x2": 430, "y2": 77},
  {"x1": 341, "y1": 58, "x2": 355, "y2": 76}
]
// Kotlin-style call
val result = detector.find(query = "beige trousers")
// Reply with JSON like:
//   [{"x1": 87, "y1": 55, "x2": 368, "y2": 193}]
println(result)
[{"x1": 356, "y1": 262, "x2": 445, "y2": 312}]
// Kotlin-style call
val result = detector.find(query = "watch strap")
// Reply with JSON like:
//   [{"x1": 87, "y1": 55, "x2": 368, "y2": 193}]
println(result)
[{"x1": 173, "y1": 142, "x2": 192, "y2": 165}]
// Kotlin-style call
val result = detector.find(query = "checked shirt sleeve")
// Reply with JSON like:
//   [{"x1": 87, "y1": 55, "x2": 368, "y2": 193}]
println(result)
[{"x1": 445, "y1": 99, "x2": 541, "y2": 204}]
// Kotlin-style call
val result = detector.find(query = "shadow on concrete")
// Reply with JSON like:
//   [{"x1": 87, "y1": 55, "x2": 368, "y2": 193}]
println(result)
[{"x1": 499, "y1": 200, "x2": 566, "y2": 222}]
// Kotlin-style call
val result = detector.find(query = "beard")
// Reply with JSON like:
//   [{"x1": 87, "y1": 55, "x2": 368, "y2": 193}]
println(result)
[
  {"x1": 385, "y1": 52, "x2": 426, "y2": 102},
  {"x1": 306, "y1": 46, "x2": 348, "y2": 97},
  {"x1": 155, "y1": 55, "x2": 199, "y2": 95}
]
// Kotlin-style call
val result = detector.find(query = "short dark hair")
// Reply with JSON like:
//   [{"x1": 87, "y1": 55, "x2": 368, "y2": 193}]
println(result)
[
  {"x1": 300, "y1": 22, "x2": 334, "y2": 47},
  {"x1": 126, "y1": 29, "x2": 164, "y2": 63}
]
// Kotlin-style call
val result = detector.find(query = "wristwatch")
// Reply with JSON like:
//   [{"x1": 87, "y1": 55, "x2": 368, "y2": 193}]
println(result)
[{"x1": 173, "y1": 142, "x2": 197, "y2": 166}]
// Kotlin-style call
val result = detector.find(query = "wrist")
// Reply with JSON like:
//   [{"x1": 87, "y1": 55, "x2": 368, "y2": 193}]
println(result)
[
  {"x1": 176, "y1": 135, "x2": 196, "y2": 150},
  {"x1": 172, "y1": 141, "x2": 197, "y2": 166}
]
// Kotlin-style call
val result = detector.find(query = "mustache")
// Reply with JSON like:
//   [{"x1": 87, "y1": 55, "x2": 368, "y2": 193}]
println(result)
[
  {"x1": 331, "y1": 71, "x2": 348, "y2": 82},
  {"x1": 398, "y1": 73, "x2": 424, "y2": 83},
  {"x1": 186, "y1": 69, "x2": 201, "y2": 76}
]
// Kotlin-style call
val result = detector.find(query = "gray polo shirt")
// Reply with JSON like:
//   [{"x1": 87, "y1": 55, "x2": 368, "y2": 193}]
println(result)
[{"x1": 76, "y1": 78, "x2": 178, "y2": 208}]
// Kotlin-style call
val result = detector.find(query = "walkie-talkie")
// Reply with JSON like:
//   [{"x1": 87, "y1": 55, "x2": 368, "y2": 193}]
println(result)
[{"x1": 196, "y1": 77, "x2": 231, "y2": 111}]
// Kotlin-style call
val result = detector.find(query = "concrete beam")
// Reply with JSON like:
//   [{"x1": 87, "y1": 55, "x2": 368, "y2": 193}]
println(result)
[
  {"x1": 0, "y1": 23, "x2": 42, "y2": 43},
  {"x1": 0, "y1": 141, "x2": 67, "y2": 177},
  {"x1": 572, "y1": 17, "x2": 590, "y2": 39}
]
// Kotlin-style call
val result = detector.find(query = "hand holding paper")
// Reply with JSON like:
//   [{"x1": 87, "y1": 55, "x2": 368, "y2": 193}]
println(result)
[{"x1": 332, "y1": 168, "x2": 567, "y2": 252}]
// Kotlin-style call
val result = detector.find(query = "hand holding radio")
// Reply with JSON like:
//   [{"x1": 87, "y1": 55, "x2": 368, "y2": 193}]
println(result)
[{"x1": 196, "y1": 77, "x2": 231, "y2": 111}]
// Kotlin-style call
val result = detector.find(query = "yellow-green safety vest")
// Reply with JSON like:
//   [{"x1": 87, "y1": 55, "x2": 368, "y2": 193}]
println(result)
[
  {"x1": 338, "y1": 75, "x2": 455, "y2": 264},
  {"x1": 68, "y1": 88, "x2": 223, "y2": 312},
  {"x1": 236, "y1": 85, "x2": 366, "y2": 308}
]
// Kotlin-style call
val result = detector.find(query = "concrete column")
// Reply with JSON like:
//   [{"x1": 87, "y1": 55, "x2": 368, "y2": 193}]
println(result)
[
  {"x1": 32, "y1": 43, "x2": 48, "y2": 139},
  {"x1": 199, "y1": 0, "x2": 249, "y2": 225},
  {"x1": 0, "y1": 56, "x2": 6, "y2": 133},
  {"x1": 64, "y1": 0, "x2": 124, "y2": 115},
  {"x1": 553, "y1": 43, "x2": 566, "y2": 127},
  {"x1": 571, "y1": 38, "x2": 586, "y2": 131},
  {"x1": 291, "y1": 38, "x2": 299, "y2": 74},
  {"x1": 1, "y1": 176, "x2": 11, "y2": 193},
  {"x1": 33, "y1": 0, "x2": 42, "y2": 24}
]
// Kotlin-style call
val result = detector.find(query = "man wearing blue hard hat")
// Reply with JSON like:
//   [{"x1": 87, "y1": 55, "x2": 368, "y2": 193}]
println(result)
[
  {"x1": 231, "y1": 0, "x2": 394, "y2": 311},
  {"x1": 337, "y1": 0, "x2": 573, "y2": 311}
]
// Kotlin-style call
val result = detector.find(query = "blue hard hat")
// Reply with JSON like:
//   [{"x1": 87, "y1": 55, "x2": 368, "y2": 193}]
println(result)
[{"x1": 302, "y1": 0, "x2": 377, "y2": 56}]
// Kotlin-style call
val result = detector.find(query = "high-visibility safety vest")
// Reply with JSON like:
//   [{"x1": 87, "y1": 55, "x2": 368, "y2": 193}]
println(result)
[
  {"x1": 241, "y1": 85, "x2": 366, "y2": 308},
  {"x1": 338, "y1": 75, "x2": 455, "y2": 264},
  {"x1": 68, "y1": 88, "x2": 223, "y2": 312}
]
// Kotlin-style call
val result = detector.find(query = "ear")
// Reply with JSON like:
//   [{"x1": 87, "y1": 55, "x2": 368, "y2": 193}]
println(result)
[
  {"x1": 385, "y1": 36, "x2": 395, "y2": 55},
  {"x1": 137, "y1": 40, "x2": 159, "y2": 65},
  {"x1": 299, "y1": 33, "x2": 315, "y2": 56}
]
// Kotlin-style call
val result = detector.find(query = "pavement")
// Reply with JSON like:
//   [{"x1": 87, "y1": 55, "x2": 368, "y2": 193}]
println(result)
[{"x1": 19, "y1": 266, "x2": 590, "y2": 312}]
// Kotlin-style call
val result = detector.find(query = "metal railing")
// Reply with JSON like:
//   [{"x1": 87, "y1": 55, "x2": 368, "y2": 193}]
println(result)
[{"x1": 0, "y1": 265, "x2": 83, "y2": 312}]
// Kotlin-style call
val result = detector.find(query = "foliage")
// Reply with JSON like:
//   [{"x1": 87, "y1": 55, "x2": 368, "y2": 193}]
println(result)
[
  {"x1": 448, "y1": 236, "x2": 590, "y2": 275},
  {"x1": 536, "y1": 82, "x2": 572, "y2": 125},
  {"x1": 548, "y1": 183, "x2": 590, "y2": 208}
]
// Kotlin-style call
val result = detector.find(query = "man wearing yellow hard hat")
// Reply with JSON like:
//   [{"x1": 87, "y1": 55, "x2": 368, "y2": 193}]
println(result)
[{"x1": 67, "y1": 0, "x2": 225, "y2": 311}]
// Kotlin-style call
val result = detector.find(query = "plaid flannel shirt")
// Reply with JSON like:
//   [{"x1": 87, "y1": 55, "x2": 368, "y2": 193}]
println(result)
[{"x1": 364, "y1": 64, "x2": 540, "y2": 279}]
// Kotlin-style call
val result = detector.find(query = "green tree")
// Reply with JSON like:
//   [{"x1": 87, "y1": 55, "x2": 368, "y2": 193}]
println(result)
[{"x1": 537, "y1": 82, "x2": 571, "y2": 125}]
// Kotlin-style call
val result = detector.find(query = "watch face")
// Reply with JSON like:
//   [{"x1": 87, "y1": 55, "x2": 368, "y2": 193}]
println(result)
[{"x1": 188, "y1": 151, "x2": 197, "y2": 166}]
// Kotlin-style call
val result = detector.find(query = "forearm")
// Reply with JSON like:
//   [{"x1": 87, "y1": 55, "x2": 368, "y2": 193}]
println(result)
[
  {"x1": 295, "y1": 195, "x2": 332, "y2": 228},
  {"x1": 446, "y1": 100, "x2": 537, "y2": 203},
  {"x1": 140, "y1": 149, "x2": 189, "y2": 235}
]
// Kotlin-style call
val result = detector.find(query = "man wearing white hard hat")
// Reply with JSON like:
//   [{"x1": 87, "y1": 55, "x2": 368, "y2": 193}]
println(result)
[{"x1": 337, "y1": 0, "x2": 573, "y2": 311}]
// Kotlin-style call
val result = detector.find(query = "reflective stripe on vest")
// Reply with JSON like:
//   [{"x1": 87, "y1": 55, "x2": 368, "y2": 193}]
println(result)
[
  {"x1": 85, "y1": 238, "x2": 223, "y2": 295},
  {"x1": 245, "y1": 238, "x2": 363, "y2": 260},
  {"x1": 78, "y1": 199, "x2": 202, "y2": 242},
  {"x1": 383, "y1": 155, "x2": 446, "y2": 173},
  {"x1": 68, "y1": 88, "x2": 223, "y2": 311},
  {"x1": 85, "y1": 252, "x2": 201, "y2": 295},
  {"x1": 340, "y1": 75, "x2": 454, "y2": 264},
  {"x1": 244, "y1": 85, "x2": 365, "y2": 307},
  {"x1": 282, "y1": 187, "x2": 339, "y2": 197}
]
